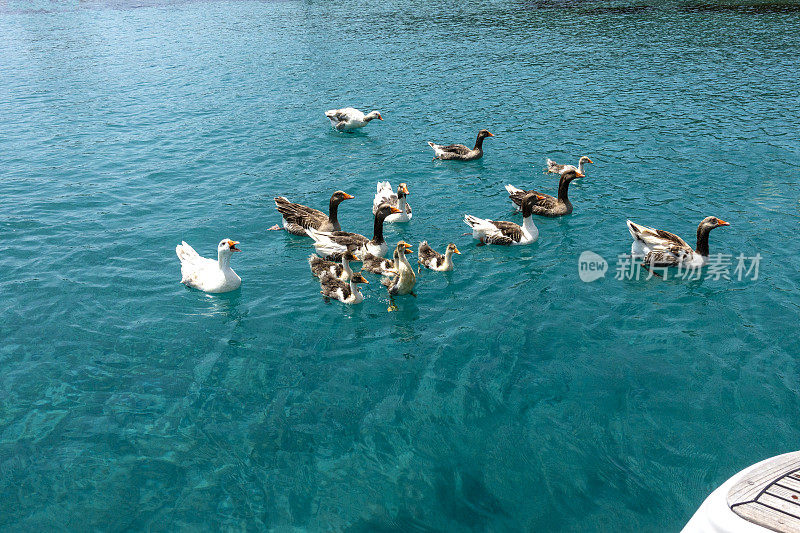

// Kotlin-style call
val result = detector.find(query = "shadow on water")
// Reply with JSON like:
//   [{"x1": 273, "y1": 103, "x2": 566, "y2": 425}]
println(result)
[{"x1": 190, "y1": 289, "x2": 244, "y2": 320}]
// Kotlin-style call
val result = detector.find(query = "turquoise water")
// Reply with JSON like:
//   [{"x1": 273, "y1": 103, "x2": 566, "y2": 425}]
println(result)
[{"x1": 2, "y1": 0, "x2": 800, "y2": 529}]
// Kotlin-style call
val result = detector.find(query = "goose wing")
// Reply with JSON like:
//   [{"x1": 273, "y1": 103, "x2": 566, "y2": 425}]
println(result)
[
  {"x1": 275, "y1": 197, "x2": 328, "y2": 229},
  {"x1": 437, "y1": 143, "x2": 470, "y2": 155},
  {"x1": 626, "y1": 220, "x2": 692, "y2": 254},
  {"x1": 488, "y1": 220, "x2": 523, "y2": 244},
  {"x1": 373, "y1": 181, "x2": 398, "y2": 214}
]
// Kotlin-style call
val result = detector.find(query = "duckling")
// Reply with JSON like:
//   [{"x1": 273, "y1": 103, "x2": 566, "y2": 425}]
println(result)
[
  {"x1": 418, "y1": 242, "x2": 460, "y2": 272},
  {"x1": 319, "y1": 271, "x2": 370, "y2": 304}
]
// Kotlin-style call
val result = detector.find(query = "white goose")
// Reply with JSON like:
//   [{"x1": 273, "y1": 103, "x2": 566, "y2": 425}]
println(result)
[
  {"x1": 176, "y1": 239, "x2": 242, "y2": 293},
  {"x1": 627, "y1": 216, "x2": 730, "y2": 268},
  {"x1": 373, "y1": 181, "x2": 412, "y2": 222},
  {"x1": 325, "y1": 107, "x2": 383, "y2": 132},
  {"x1": 464, "y1": 193, "x2": 541, "y2": 246}
]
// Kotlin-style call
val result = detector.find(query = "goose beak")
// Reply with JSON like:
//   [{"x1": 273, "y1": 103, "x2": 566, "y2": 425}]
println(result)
[
  {"x1": 586, "y1": 158, "x2": 594, "y2": 164},
  {"x1": 377, "y1": 114, "x2": 383, "y2": 121},
  {"x1": 400, "y1": 183, "x2": 409, "y2": 194},
  {"x1": 359, "y1": 275, "x2": 369, "y2": 284},
  {"x1": 486, "y1": 131, "x2": 494, "y2": 137},
  {"x1": 343, "y1": 193, "x2": 354, "y2": 200},
  {"x1": 390, "y1": 206, "x2": 402, "y2": 214},
  {"x1": 575, "y1": 171, "x2": 585, "y2": 178},
  {"x1": 402, "y1": 242, "x2": 413, "y2": 253},
  {"x1": 453, "y1": 246, "x2": 461, "y2": 255},
  {"x1": 228, "y1": 240, "x2": 241, "y2": 252},
  {"x1": 717, "y1": 219, "x2": 730, "y2": 226}
]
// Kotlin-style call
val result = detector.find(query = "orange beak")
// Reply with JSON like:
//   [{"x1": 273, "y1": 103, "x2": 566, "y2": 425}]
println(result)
[
  {"x1": 575, "y1": 171, "x2": 585, "y2": 178},
  {"x1": 400, "y1": 183, "x2": 409, "y2": 194},
  {"x1": 390, "y1": 206, "x2": 402, "y2": 214},
  {"x1": 717, "y1": 219, "x2": 730, "y2": 226},
  {"x1": 453, "y1": 246, "x2": 461, "y2": 255},
  {"x1": 228, "y1": 240, "x2": 241, "y2": 252},
  {"x1": 586, "y1": 158, "x2": 594, "y2": 164},
  {"x1": 400, "y1": 241, "x2": 413, "y2": 253},
  {"x1": 486, "y1": 131, "x2": 494, "y2": 137},
  {"x1": 377, "y1": 114, "x2": 383, "y2": 121},
  {"x1": 343, "y1": 192, "x2": 354, "y2": 200}
]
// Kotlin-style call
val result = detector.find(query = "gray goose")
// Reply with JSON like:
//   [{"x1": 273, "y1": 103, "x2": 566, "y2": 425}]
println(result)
[
  {"x1": 274, "y1": 190, "x2": 354, "y2": 235},
  {"x1": 627, "y1": 216, "x2": 730, "y2": 268},
  {"x1": 505, "y1": 169, "x2": 585, "y2": 217},
  {"x1": 428, "y1": 129, "x2": 494, "y2": 161}
]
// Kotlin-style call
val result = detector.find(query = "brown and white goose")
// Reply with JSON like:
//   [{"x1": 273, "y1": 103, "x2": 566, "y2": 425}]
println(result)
[
  {"x1": 504, "y1": 169, "x2": 585, "y2": 217},
  {"x1": 546, "y1": 156, "x2": 593, "y2": 175},
  {"x1": 307, "y1": 204, "x2": 401, "y2": 260},
  {"x1": 273, "y1": 191, "x2": 354, "y2": 235},
  {"x1": 464, "y1": 193, "x2": 542, "y2": 246},
  {"x1": 417, "y1": 242, "x2": 460, "y2": 272},
  {"x1": 319, "y1": 271, "x2": 369, "y2": 304},
  {"x1": 428, "y1": 129, "x2": 494, "y2": 161},
  {"x1": 308, "y1": 250, "x2": 358, "y2": 281},
  {"x1": 373, "y1": 182, "x2": 412, "y2": 222},
  {"x1": 627, "y1": 216, "x2": 730, "y2": 267}
]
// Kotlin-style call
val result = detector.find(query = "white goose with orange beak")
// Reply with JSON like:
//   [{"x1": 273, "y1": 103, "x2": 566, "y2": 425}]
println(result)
[
  {"x1": 176, "y1": 239, "x2": 242, "y2": 293},
  {"x1": 324, "y1": 107, "x2": 383, "y2": 132}
]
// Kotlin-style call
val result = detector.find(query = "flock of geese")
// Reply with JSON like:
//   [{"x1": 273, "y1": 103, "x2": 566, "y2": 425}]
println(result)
[{"x1": 176, "y1": 107, "x2": 731, "y2": 305}]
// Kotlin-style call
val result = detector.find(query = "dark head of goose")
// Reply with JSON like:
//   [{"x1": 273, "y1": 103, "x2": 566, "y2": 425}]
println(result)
[
  {"x1": 561, "y1": 169, "x2": 585, "y2": 182},
  {"x1": 696, "y1": 216, "x2": 730, "y2": 256},
  {"x1": 331, "y1": 190, "x2": 354, "y2": 204},
  {"x1": 375, "y1": 203, "x2": 402, "y2": 220},
  {"x1": 520, "y1": 193, "x2": 546, "y2": 218}
]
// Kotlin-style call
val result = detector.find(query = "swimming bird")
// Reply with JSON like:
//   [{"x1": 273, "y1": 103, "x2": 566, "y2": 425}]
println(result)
[
  {"x1": 546, "y1": 156, "x2": 593, "y2": 175},
  {"x1": 418, "y1": 242, "x2": 460, "y2": 272},
  {"x1": 319, "y1": 271, "x2": 370, "y2": 304},
  {"x1": 273, "y1": 191, "x2": 354, "y2": 235},
  {"x1": 504, "y1": 168, "x2": 585, "y2": 217},
  {"x1": 428, "y1": 129, "x2": 494, "y2": 161},
  {"x1": 627, "y1": 217, "x2": 730, "y2": 268},
  {"x1": 382, "y1": 241, "x2": 416, "y2": 305},
  {"x1": 325, "y1": 107, "x2": 383, "y2": 132},
  {"x1": 308, "y1": 250, "x2": 358, "y2": 281},
  {"x1": 361, "y1": 252, "x2": 398, "y2": 276},
  {"x1": 307, "y1": 204, "x2": 401, "y2": 260},
  {"x1": 373, "y1": 181, "x2": 412, "y2": 222},
  {"x1": 175, "y1": 239, "x2": 242, "y2": 293},
  {"x1": 464, "y1": 193, "x2": 541, "y2": 246}
]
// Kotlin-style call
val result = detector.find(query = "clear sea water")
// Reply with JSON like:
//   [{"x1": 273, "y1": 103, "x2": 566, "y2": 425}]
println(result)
[{"x1": 2, "y1": 0, "x2": 800, "y2": 530}]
